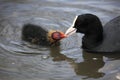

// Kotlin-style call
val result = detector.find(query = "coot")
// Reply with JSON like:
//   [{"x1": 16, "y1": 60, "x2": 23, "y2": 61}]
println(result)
[
  {"x1": 22, "y1": 24, "x2": 66, "y2": 46},
  {"x1": 65, "y1": 14, "x2": 120, "y2": 52}
]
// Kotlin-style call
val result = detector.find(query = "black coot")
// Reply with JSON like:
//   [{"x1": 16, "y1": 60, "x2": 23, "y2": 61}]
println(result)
[
  {"x1": 65, "y1": 14, "x2": 120, "y2": 53},
  {"x1": 22, "y1": 24, "x2": 66, "y2": 46}
]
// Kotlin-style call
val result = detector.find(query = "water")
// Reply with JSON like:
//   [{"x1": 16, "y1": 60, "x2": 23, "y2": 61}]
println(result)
[{"x1": 0, "y1": 0, "x2": 120, "y2": 80}]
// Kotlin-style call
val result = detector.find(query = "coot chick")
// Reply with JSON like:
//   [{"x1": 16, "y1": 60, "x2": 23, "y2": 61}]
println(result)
[
  {"x1": 65, "y1": 14, "x2": 120, "y2": 53},
  {"x1": 22, "y1": 24, "x2": 66, "y2": 46}
]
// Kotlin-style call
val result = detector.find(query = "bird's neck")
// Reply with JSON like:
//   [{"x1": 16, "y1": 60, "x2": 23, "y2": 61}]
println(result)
[
  {"x1": 47, "y1": 30, "x2": 56, "y2": 43},
  {"x1": 82, "y1": 31, "x2": 103, "y2": 49}
]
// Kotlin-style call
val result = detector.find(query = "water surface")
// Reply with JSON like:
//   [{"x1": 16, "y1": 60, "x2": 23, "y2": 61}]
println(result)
[{"x1": 0, "y1": 0, "x2": 120, "y2": 80}]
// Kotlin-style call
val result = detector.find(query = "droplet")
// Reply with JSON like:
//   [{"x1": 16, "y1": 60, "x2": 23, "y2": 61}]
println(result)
[
  {"x1": 42, "y1": 55, "x2": 49, "y2": 59},
  {"x1": 12, "y1": 62, "x2": 15, "y2": 64},
  {"x1": 93, "y1": 58, "x2": 98, "y2": 60}
]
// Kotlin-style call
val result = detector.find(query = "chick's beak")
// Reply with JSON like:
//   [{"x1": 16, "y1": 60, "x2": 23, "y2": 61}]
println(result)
[
  {"x1": 60, "y1": 32, "x2": 67, "y2": 39},
  {"x1": 65, "y1": 27, "x2": 77, "y2": 37}
]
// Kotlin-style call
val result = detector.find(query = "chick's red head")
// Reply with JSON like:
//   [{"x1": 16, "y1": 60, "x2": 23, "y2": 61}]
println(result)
[
  {"x1": 47, "y1": 30, "x2": 66, "y2": 44},
  {"x1": 52, "y1": 31, "x2": 66, "y2": 40}
]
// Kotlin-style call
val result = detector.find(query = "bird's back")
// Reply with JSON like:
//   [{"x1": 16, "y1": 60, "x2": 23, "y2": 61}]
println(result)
[
  {"x1": 22, "y1": 24, "x2": 49, "y2": 46},
  {"x1": 92, "y1": 16, "x2": 120, "y2": 52}
]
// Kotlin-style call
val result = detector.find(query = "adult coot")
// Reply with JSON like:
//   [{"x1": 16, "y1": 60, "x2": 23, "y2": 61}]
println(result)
[
  {"x1": 22, "y1": 24, "x2": 66, "y2": 46},
  {"x1": 65, "y1": 14, "x2": 120, "y2": 53}
]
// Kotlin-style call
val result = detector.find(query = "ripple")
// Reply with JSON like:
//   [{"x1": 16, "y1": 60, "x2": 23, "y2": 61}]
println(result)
[
  {"x1": 0, "y1": 39, "x2": 50, "y2": 55},
  {"x1": 43, "y1": 6, "x2": 79, "y2": 12}
]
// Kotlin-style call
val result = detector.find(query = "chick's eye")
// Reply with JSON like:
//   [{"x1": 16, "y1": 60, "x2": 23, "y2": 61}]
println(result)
[
  {"x1": 52, "y1": 32, "x2": 61, "y2": 40},
  {"x1": 55, "y1": 33, "x2": 60, "y2": 38}
]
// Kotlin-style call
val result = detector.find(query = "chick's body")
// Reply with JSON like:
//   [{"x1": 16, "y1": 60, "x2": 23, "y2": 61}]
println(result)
[{"x1": 22, "y1": 24, "x2": 60, "y2": 46}]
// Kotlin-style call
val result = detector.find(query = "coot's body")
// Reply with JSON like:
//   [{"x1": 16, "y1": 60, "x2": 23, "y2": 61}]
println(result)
[{"x1": 93, "y1": 16, "x2": 120, "y2": 52}]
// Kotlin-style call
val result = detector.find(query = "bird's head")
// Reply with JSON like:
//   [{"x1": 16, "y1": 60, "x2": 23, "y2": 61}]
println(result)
[
  {"x1": 47, "y1": 30, "x2": 66, "y2": 44},
  {"x1": 65, "y1": 14, "x2": 103, "y2": 37}
]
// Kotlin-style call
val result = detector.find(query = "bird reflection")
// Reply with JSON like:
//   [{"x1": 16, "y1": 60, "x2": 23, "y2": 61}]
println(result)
[
  {"x1": 73, "y1": 51, "x2": 105, "y2": 79},
  {"x1": 49, "y1": 46, "x2": 73, "y2": 61},
  {"x1": 48, "y1": 44, "x2": 120, "y2": 79},
  {"x1": 49, "y1": 47, "x2": 105, "y2": 79}
]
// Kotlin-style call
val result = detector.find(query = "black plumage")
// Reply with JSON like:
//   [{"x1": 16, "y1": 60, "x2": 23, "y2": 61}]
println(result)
[{"x1": 22, "y1": 24, "x2": 51, "y2": 46}]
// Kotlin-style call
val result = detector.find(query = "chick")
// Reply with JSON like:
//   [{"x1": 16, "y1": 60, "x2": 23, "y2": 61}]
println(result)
[{"x1": 22, "y1": 24, "x2": 66, "y2": 46}]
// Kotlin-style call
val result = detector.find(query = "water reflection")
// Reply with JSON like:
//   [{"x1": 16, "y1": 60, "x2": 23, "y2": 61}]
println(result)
[
  {"x1": 73, "y1": 51, "x2": 105, "y2": 79},
  {"x1": 50, "y1": 46, "x2": 73, "y2": 61},
  {"x1": 49, "y1": 46, "x2": 105, "y2": 79},
  {"x1": 70, "y1": 51, "x2": 120, "y2": 79},
  {"x1": 49, "y1": 45, "x2": 120, "y2": 79}
]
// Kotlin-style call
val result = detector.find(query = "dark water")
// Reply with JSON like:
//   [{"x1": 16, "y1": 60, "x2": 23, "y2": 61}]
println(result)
[{"x1": 0, "y1": 0, "x2": 120, "y2": 80}]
